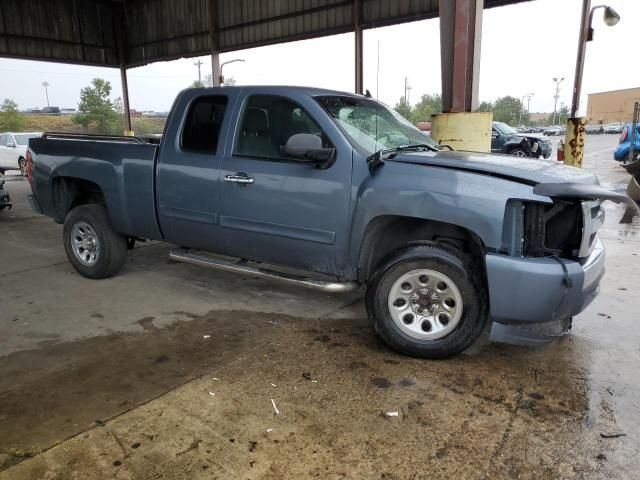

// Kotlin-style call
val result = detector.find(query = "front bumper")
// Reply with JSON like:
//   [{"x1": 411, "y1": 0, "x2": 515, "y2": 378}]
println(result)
[{"x1": 485, "y1": 237, "x2": 605, "y2": 324}]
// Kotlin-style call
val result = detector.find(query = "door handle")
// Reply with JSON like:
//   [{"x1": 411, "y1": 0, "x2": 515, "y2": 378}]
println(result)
[{"x1": 224, "y1": 173, "x2": 254, "y2": 185}]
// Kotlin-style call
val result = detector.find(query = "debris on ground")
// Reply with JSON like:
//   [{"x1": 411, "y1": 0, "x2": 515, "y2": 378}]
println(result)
[
  {"x1": 271, "y1": 399, "x2": 280, "y2": 415},
  {"x1": 270, "y1": 383, "x2": 277, "y2": 387},
  {"x1": 266, "y1": 428, "x2": 273, "y2": 433},
  {"x1": 302, "y1": 372, "x2": 312, "y2": 381},
  {"x1": 385, "y1": 411, "x2": 399, "y2": 417},
  {"x1": 208, "y1": 392, "x2": 215, "y2": 397},
  {"x1": 212, "y1": 377, "x2": 219, "y2": 381},
  {"x1": 203, "y1": 335, "x2": 211, "y2": 339},
  {"x1": 600, "y1": 432, "x2": 626, "y2": 439}
]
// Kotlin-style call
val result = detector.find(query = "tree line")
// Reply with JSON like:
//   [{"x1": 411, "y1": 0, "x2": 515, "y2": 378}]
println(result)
[{"x1": 394, "y1": 94, "x2": 569, "y2": 126}]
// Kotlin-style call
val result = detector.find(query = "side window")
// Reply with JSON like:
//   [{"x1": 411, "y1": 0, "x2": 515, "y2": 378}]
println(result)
[
  {"x1": 181, "y1": 95, "x2": 228, "y2": 154},
  {"x1": 0, "y1": 135, "x2": 6, "y2": 147},
  {"x1": 234, "y1": 95, "x2": 332, "y2": 161}
]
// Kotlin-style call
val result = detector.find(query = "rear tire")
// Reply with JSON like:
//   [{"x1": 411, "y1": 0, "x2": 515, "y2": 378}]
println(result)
[
  {"x1": 63, "y1": 204, "x2": 127, "y2": 279},
  {"x1": 366, "y1": 243, "x2": 488, "y2": 359}
]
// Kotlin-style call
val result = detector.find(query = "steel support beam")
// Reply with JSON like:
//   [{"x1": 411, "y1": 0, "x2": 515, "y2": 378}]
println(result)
[
  {"x1": 120, "y1": 65, "x2": 132, "y2": 133},
  {"x1": 208, "y1": 0, "x2": 221, "y2": 86},
  {"x1": 114, "y1": 6, "x2": 132, "y2": 134},
  {"x1": 354, "y1": 0, "x2": 363, "y2": 94},
  {"x1": 439, "y1": 0, "x2": 483, "y2": 112}
]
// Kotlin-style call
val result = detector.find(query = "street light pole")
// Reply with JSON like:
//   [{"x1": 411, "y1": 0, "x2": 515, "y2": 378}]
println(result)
[
  {"x1": 569, "y1": 1, "x2": 620, "y2": 117},
  {"x1": 42, "y1": 81, "x2": 50, "y2": 107},
  {"x1": 219, "y1": 58, "x2": 245, "y2": 85},
  {"x1": 552, "y1": 77, "x2": 564, "y2": 125},
  {"x1": 565, "y1": 1, "x2": 620, "y2": 167},
  {"x1": 519, "y1": 93, "x2": 534, "y2": 125}
]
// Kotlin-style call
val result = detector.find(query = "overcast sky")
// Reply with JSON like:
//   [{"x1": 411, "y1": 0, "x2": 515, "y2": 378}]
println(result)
[{"x1": 0, "y1": 0, "x2": 636, "y2": 115}]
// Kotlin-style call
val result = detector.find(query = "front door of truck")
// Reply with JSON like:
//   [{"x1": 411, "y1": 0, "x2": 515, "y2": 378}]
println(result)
[
  {"x1": 217, "y1": 92, "x2": 352, "y2": 276},
  {"x1": 156, "y1": 91, "x2": 236, "y2": 251}
]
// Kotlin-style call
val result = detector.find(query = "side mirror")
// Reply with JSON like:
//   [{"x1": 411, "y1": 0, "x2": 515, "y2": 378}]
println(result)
[{"x1": 281, "y1": 133, "x2": 335, "y2": 165}]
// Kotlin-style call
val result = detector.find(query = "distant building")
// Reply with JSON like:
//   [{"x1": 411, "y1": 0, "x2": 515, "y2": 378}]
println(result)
[{"x1": 587, "y1": 87, "x2": 640, "y2": 125}]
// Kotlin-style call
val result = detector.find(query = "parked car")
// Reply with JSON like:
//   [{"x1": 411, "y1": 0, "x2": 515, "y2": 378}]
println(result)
[
  {"x1": 0, "y1": 132, "x2": 43, "y2": 175},
  {"x1": 41, "y1": 106, "x2": 60, "y2": 115},
  {"x1": 491, "y1": 121, "x2": 552, "y2": 158},
  {"x1": 26, "y1": 86, "x2": 636, "y2": 358},
  {"x1": 613, "y1": 123, "x2": 640, "y2": 162},
  {"x1": 0, "y1": 172, "x2": 11, "y2": 211},
  {"x1": 585, "y1": 124, "x2": 604, "y2": 134},
  {"x1": 543, "y1": 125, "x2": 565, "y2": 136},
  {"x1": 603, "y1": 123, "x2": 624, "y2": 134}
]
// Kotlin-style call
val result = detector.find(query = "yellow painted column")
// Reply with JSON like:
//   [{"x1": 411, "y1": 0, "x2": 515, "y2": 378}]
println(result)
[
  {"x1": 563, "y1": 117, "x2": 586, "y2": 168},
  {"x1": 123, "y1": 130, "x2": 135, "y2": 137},
  {"x1": 430, "y1": 112, "x2": 493, "y2": 152}
]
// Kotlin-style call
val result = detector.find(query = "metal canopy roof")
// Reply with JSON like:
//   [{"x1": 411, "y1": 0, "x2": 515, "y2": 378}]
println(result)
[{"x1": 0, "y1": 0, "x2": 529, "y2": 69}]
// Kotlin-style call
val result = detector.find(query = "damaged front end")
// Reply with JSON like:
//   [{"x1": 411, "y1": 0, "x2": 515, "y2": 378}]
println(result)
[{"x1": 488, "y1": 181, "x2": 638, "y2": 327}]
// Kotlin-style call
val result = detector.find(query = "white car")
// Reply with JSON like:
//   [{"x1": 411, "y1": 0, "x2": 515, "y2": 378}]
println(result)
[{"x1": 0, "y1": 132, "x2": 42, "y2": 175}]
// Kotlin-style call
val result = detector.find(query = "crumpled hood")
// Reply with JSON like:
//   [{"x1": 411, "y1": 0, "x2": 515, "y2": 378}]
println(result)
[{"x1": 387, "y1": 150, "x2": 598, "y2": 186}]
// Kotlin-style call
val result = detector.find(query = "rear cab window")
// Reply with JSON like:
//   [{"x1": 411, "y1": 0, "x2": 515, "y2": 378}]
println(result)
[
  {"x1": 233, "y1": 95, "x2": 333, "y2": 162},
  {"x1": 181, "y1": 95, "x2": 228, "y2": 154}
]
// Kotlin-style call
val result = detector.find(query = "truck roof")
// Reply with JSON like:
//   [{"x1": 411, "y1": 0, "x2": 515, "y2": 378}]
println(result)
[{"x1": 185, "y1": 85, "x2": 366, "y2": 98}]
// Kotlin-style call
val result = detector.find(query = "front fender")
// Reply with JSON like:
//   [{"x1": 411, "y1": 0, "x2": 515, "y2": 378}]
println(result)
[{"x1": 348, "y1": 162, "x2": 551, "y2": 272}]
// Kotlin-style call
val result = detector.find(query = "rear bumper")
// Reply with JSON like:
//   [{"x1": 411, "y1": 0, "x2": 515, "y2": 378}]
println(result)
[{"x1": 485, "y1": 237, "x2": 605, "y2": 324}]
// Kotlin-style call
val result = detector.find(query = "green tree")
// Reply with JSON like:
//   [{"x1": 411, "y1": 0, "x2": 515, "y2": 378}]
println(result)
[
  {"x1": 0, "y1": 98, "x2": 24, "y2": 131},
  {"x1": 394, "y1": 96, "x2": 412, "y2": 120},
  {"x1": 491, "y1": 96, "x2": 523, "y2": 125},
  {"x1": 475, "y1": 101, "x2": 493, "y2": 113},
  {"x1": 73, "y1": 78, "x2": 123, "y2": 134},
  {"x1": 410, "y1": 94, "x2": 441, "y2": 123},
  {"x1": 190, "y1": 74, "x2": 235, "y2": 88}
]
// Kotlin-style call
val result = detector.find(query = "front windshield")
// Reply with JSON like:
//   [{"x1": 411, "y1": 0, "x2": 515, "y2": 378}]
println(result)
[
  {"x1": 494, "y1": 122, "x2": 518, "y2": 135},
  {"x1": 15, "y1": 134, "x2": 40, "y2": 145},
  {"x1": 315, "y1": 95, "x2": 436, "y2": 154}
]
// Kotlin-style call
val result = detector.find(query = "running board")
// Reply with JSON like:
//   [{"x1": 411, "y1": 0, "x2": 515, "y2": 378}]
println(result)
[{"x1": 169, "y1": 248, "x2": 359, "y2": 293}]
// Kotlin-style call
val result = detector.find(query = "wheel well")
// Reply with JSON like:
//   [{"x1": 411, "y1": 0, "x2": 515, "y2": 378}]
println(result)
[
  {"x1": 357, "y1": 216, "x2": 485, "y2": 282},
  {"x1": 52, "y1": 177, "x2": 106, "y2": 222}
]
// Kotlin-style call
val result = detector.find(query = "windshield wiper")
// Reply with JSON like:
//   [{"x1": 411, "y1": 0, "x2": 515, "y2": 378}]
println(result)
[{"x1": 366, "y1": 143, "x2": 439, "y2": 174}]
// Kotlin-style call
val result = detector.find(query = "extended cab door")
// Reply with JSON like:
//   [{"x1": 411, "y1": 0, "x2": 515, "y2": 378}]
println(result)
[
  {"x1": 217, "y1": 90, "x2": 353, "y2": 276},
  {"x1": 156, "y1": 90, "x2": 238, "y2": 251}
]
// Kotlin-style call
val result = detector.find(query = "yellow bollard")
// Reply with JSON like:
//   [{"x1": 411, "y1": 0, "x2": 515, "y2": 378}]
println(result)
[
  {"x1": 563, "y1": 117, "x2": 586, "y2": 168},
  {"x1": 430, "y1": 112, "x2": 493, "y2": 153},
  {"x1": 123, "y1": 130, "x2": 135, "y2": 137}
]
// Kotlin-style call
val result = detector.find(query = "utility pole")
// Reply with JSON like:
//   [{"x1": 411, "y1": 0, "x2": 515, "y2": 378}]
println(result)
[
  {"x1": 194, "y1": 60, "x2": 203, "y2": 84},
  {"x1": 552, "y1": 77, "x2": 564, "y2": 125},
  {"x1": 404, "y1": 76, "x2": 408, "y2": 104},
  {"x1": 42, "y1": 81, "x2": 50, "y2": 107}
]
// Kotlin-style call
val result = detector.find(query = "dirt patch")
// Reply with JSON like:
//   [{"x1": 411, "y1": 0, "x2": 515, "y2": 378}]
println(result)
[{"x1": 0, "y1": 310, "x2": 286, "y2": 464}]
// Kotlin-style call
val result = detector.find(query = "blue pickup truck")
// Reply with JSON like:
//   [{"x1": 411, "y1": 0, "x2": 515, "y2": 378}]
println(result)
[{"x1": 26, "y1": 86, "x2": 637, "y2": 358}]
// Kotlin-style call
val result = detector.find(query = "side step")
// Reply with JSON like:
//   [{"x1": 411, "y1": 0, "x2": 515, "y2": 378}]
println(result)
[{"x1": 169, "y1": 248, "x2": 360, "y2": 293}]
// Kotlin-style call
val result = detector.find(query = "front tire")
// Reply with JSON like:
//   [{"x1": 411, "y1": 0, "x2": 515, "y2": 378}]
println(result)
[
  {"x1": 509, "y1": 147, "x2": 527, "y2": 157},
  {"x1": 63, "y1": 204, "x2": 128, "y2": 279},
  {"x1": 366, "y1": 243, "x2": 488, "y2": 359}
]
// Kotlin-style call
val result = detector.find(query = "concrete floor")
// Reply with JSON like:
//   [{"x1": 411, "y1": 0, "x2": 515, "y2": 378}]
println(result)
[{"x1": 0, "y1": 135, "x2": 639, "y2": 479}]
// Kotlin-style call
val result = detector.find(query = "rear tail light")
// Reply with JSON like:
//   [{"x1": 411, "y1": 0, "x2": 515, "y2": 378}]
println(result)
[
  {"x1": 620, "y1": 127, "x2": 628, "y2": 144},
  {"x1": 25, "y1": 149, "x2": 34, "y2": 184}
]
